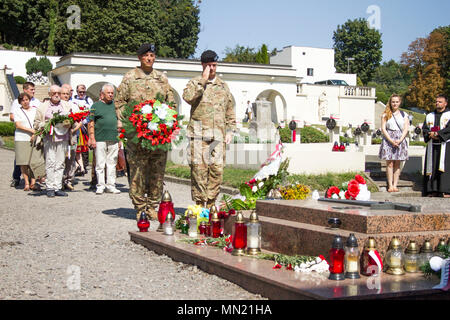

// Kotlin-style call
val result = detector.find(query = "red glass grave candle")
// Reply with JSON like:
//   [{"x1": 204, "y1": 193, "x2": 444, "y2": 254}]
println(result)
[
  {"x1": 232, "y1": 212, "x2": 247, "y2": 256},
  {"x1": 157, "y1": 190, "x2": 175, "y2": 232},
  {"x1": 198, "y1": 221, "x2": 207, "y2": 235},
  {"x1": 328, "y1": 235, "x2": 345, "y2": 280},
  {"x1": 137, "y1": 212, "x2": 150, "y2": 232}
]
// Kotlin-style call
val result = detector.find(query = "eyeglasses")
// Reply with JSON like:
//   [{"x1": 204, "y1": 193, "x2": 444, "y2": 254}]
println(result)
[
  {"x1": 78, "y1": 91, "x2": 86, "y2": 93},
  {"x1": 50, "y1": 92, "x2": 60, "y2": 96}
]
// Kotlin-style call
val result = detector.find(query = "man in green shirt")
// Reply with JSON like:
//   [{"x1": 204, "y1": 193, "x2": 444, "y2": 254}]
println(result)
[{"x1": 88, "y1": 83, "x2": 121, "y2": 194}]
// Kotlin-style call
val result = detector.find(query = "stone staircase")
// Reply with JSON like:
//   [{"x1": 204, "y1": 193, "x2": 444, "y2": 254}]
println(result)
[
  {"x1": 365, "y1": 160, "x2": 421, "y2": 193},
  {"x1": 17, "y1": 84, "x2": 50, "y2": 102}
]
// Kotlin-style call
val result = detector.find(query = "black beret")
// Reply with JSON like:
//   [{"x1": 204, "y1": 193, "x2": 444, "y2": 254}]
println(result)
[
  {"x1": 137, "y1": 43, "x2": 156, "y2": 55},
  {"x1": 201, "y1": 50, "x2": 218, "y2": 63}
]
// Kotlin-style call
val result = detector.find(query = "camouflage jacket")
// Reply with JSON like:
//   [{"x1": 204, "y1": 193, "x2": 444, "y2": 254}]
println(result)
[
  {"x1": 183, "y1": 75, "x2": 236, "y2": 141},
  {"x1": 115, "y1": 67, "x2": 175, "y2": 120}
]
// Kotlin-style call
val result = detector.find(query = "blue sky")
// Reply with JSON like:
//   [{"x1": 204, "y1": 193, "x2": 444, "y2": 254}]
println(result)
[{"x1": 194, "y1": 0, "x2": 450, "y2": 62}]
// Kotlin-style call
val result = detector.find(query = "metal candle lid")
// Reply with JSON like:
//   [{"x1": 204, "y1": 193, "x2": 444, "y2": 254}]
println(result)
[
  {"x1": 161, "y1": 190, "x2": 172, "y2": 202},
  {"x1": 187, "y1": 209, "x2": 195, "y2": 218},
  {"x1": 332, "y1": 235, "x2": 344, "y2": 249},
  {"x1": 420, "y1": 240, "x2": 433, "y2": 253},
  {"x1": 249, "y1": 211, "x2": 259, "y2": 223},
  {"x1": 405, "y1": 240, "x2": 419, "y2": 254},
  {"x1": 210, "y1": 206, "x2": 220, "y2": 222},
  {"x1": 346, "y1": 233, "x2": 358, "y2": 248},
  {"x1": 364, "y1": 237, "x2": 377, "y2": 251},
  {"x1": 388, "y1": 237, "x2": 402, "y2": 250},
  {"x1": 235, "y1": 211, "x2": 245, "y2": 224}
]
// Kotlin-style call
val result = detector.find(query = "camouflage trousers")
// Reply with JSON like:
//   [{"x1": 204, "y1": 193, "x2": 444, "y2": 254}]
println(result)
[
  {"x1": 127, "y1": 146, "x2": 168, "y2": 219},
  {"x1": 189, "y1": 138, "x2": 226, "y2": 203}
]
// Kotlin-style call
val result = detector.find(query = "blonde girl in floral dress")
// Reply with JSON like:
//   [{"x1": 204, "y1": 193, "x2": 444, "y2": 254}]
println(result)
[{"x1": 379, "y1": 94, "x2": 410, "y2": 192}]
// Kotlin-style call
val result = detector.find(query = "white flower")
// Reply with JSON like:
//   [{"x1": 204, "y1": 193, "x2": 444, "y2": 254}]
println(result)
[
  {"x1": 429, "y1": 256, "x2": 444, "y2": 272},
  {"x1": 166, "y1": 120, "x2": 174, "y2": 128},
  {"x1": 155, "y1": 104, "x2": 169, "y2": 120},
  {"x1": 258, "y1": 181, "x2": 264, "y2": 189},
  {"x1": 141, "y1": 104, "x2": 152, "y2": 114},
  {"x1": 147, "y1": 122, "x2": 159, "y2": 131},
  {"x1": 312, "y1": 190, "x2": 320, "y2": 200},
  {"x1": 331, "y1": 194, "x2": 339, "y2": 199},
  {"x1": 252, "y1": 186, "x2": 258, "y2": 192},
  {"x1": 315, "y1": 257, "x2": 322, "y2": 264},
  {"x1": 339, "y1": 190, "x2": 346, "y2": 199}
]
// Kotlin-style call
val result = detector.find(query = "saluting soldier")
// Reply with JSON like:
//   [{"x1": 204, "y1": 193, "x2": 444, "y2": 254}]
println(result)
[
  {"x1": 182, "y1": 50, "x2": 236, "y2": 209},
  {"x1": 115, "y1": 43, "x2": 176, "y2": 221}
]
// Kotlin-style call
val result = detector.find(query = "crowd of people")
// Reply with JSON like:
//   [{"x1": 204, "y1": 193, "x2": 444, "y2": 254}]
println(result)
[
  {"x1": 10, "y1": 81, "x2": 124, "y2": 197},
  {"x1": 9, "y1": 43, "x2": 449, "y2": 223}
]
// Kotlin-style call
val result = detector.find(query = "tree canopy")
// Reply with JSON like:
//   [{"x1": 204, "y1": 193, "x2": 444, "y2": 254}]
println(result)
[
  {"x1": 0, "y1": 0, "x2": 200, "y2": 58},
  {"x1": 401, "y1": 25, "x2": 449, "y2": 111},
  {"x1": 333, "y1": 18, "x2": 383, "y2": 85},
  {"x1": 223, "y1": 44, "x2": 276, "y2": 64}
]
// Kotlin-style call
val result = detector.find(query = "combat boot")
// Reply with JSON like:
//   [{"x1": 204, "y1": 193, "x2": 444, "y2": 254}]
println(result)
[{"x1": 195, "y1": 200, "x2": 205, "y2": 207}]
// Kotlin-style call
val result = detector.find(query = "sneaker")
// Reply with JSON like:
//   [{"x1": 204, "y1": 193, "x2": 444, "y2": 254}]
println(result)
[
  {"x1": 10, "y1": 179, "x2": 20, "y2": 188},
  {"x1": 47, "y1": 190, "x2": 55, "y2": 198},
  {"x1": 55, "y1": 190, "x2": 68, "y2": 197},
  {"x1": 96, "y1": 188, "x2": 104, "y2": 195},
  {"x1": 106, "y1": 187, "x2": 121, "y2": 194}
]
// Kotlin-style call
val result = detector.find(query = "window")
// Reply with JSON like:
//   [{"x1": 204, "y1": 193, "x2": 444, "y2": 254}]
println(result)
[{"x1": 307, "y1": 68, "x2": 314, "y2": 76}]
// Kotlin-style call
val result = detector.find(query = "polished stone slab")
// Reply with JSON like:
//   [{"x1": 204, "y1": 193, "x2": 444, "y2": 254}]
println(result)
[
  {"x1": 223, "y1": 211, "x2": 450, "y2": 257},
  {"x1": 130, "y1": 230, "x2": 450, "y2": 300},
  {"x1": 256, "y1": 199, "x2": 450, "y2": 234}
]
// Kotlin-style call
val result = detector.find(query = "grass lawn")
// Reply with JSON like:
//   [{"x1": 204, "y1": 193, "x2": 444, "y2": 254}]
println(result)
[
  {"x1": 2, "y1": 137, "x2": 378, "y2": 192},
  {"x1": 1, "y1": 136, "x2": 14, "y2": 149}
]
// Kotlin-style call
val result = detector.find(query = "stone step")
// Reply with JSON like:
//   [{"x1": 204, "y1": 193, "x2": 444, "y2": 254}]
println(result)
[
  {"x1": 227, "y1": 206, "x2": 450, "y2": 258},
  {"x1": 130, "y1": 230, "x2": 449, "y2": 300}
]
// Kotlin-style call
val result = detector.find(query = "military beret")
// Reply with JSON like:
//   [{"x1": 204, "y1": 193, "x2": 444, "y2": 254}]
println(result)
[
  {"x1": 201, "y1": 50, "x2": 218, "y2": 63},
  {"x1": 137, "y1": 43, "x2": 156, "y2": 55}
]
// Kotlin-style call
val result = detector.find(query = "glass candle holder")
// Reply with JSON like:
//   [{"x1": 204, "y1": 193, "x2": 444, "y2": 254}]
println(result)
[
  {"x1": 163, "y1": 212, "x2": 174, "y2": 236},
  {"x1": 246, "y1": 211, "x2": 261, "y2": 255},
  {"x1": 232, "y1": 212, "x2": 247, "y2": 256},
  {"x1": 384, "y1": 237, "x2": 405, "y2": 275},
  {"x1": 198, "y1": 221, "x2": 207, "y2": 235},
  {"x1": 404, "y1": 240, "x2": 420, "y2": 273},
  {"x1": 188, "y1": 214, "x2": 198, "y2": 238},
  {"x1": 344, "y1": 234, "x2": 360, "y2": 279}
]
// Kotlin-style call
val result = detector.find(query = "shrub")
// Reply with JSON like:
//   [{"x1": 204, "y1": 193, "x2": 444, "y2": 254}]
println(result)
[
  {"x1": 25, "y1": 56, "x2": 53, "y2": 75},
  {"x1": 278, "y1": 126, "x2": 329, "y2": 143},
  {"x1": 14, "y1": 76, "x2": 26, "y2": 84},
  {"x1": 300, "y1": 126, "x2": 329, "y2": 143},
  {"x1": 0, "y1": 122, "x2": 15, "y2": 136},
  {"x1": 410, "y1": 141, "x2": 426, "y2": 147}
]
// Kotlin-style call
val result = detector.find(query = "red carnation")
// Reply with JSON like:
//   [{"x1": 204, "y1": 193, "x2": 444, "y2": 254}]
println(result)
[
  {"x1": 326, "y1": 186, "x2": 340, "y2": 198},
  {"x1": 119, "y1": 133, "x2": 125, "y2": 139},
  {"x1": 347, "y1": 182, "x2": 360, "y2": 199},
  {"x1": 345, "y1": 190, "x2": 352, "y2": 200},
  {"x1": 355, "y1": 174, "x2": 366, "y2": 185}
]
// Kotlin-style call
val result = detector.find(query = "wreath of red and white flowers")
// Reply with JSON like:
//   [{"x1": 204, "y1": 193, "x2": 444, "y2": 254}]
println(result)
[{"x1": 325, "y1": 174, "x2": 370, "y2": 201}]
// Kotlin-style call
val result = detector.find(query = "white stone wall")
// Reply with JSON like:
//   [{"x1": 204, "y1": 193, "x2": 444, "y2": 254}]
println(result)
[{"x1": 0, "y1": 50, "x2": 61, "y2": 78}]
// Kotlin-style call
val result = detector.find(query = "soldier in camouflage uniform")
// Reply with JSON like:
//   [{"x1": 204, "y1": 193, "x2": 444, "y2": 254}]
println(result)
[
  {"x1": 182, "y1": 50, "x2": 236, "y2": 209},
  {"x1": 115, "y1": 43, "x2": 176, "y2": 221}
]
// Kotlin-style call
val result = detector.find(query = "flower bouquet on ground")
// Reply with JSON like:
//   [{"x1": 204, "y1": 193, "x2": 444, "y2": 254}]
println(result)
[
  {"x1": 221, "y1": 143, "x2": 290, "y2": 210},
  {"x1": 36, "y1": 111, "x2": 73, "y2": 138},
  {"x1": 121, "y1": 93, "x2": 184, "y2": 152},
  {"x1": 325, "y1": 174, "x2": 371, "y2": 201}
]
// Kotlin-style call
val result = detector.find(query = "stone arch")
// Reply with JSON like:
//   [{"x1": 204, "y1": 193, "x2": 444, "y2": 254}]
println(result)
[
  {"x1": 170, "y1": 87, "x2": 182, "y2": 113},
  {"x1": 86, "y1": 81, "x2": 118, "y2": 102},
  {"x1": 255, "y1": 89, "x2": 287, "y2": 125}
]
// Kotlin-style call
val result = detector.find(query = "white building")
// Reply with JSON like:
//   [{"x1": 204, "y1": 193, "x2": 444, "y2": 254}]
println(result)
[
  {"x1": 270, "y1": 46, "x2": 356, "y2": 86},
  {"x1": 1, "y1": 48, "x2": 375, "y2": 128}
]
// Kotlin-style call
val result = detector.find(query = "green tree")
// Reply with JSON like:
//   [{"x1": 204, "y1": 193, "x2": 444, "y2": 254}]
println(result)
[
  {"x1": 25, "y1": 57, "x2": 39, "y2": 75},
  {"x1": 2, "y1": 0, "x2": 201, "y2": 58},
  {"x1": 367, "y1": 59, "x2": 411, "y2": 104},
  {"x1": 333, "y1": 18, "x2": 383, "y2": 85},
  {"x1": 401, "y1": 26, "x2": 449, "y2": 111},
  {"x1": 224, "y1": 44, "x2": 273, "y2": 64}
]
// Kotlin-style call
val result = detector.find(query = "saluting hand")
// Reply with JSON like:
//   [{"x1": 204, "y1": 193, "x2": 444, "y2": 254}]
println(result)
[{"x1": 202, "y1": 65, "x2": 211, "y2": 81}]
